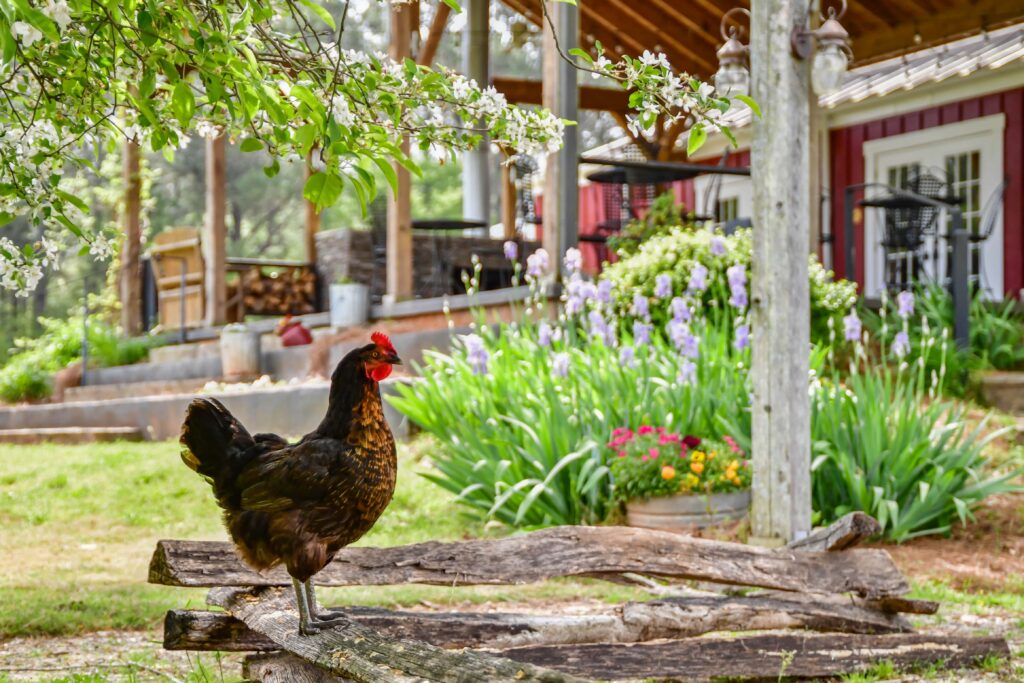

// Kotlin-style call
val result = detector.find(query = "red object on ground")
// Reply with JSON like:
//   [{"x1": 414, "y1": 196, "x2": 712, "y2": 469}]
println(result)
[{"x1": 278, "y1": 318, "x2": 313, "y2": 346}]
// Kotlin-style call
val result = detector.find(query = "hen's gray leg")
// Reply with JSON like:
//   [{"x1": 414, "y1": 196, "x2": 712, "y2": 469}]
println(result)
[{"x1": 305, "y1": 580, "x2": 347, "y2": 621}]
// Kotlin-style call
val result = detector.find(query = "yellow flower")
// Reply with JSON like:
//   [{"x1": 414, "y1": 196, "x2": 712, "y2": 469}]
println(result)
[
  {"x1": 691, "y1": 451, "x2": 706, "y2": 463},
  {"x1": 708, "y1": 450, "x2": 716, "y2": 460},
  {"x1": 686, "y1": 473, "x2": 700, "y2": 488},
  {"x1": 690, "y1": 461, "x2": 704, "y2": 475},
  {"x1": 661, "y1": 465, "x2": 676, "y2": 480}
]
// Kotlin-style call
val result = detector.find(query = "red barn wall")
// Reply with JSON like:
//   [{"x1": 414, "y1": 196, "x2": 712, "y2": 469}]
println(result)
[{"x1": 829, "y1": 86, "x2": 1024, "y2": 296}]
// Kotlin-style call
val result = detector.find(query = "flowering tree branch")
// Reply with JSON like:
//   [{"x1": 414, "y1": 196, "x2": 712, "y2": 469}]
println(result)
[{"x1": 0, "y1": 0, "x2": 729, "y2": 294}]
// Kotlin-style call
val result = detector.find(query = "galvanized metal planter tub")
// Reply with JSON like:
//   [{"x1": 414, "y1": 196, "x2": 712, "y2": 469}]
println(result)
[{"x1": 626, "y1": 490, "x2": 751, "y2": 531}]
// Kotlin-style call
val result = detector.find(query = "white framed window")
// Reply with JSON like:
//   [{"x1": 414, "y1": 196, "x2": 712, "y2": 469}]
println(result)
[
  {"x1": 693, "y1": 174, "x2": 752, "y2": 222},
  {"x1": 862, "y1": 114, "x2": 1005, "y2": 299}
]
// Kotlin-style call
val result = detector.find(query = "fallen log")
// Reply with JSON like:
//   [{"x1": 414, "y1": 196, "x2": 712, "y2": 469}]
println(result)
[
  {"x1": 208, "y1": 587, "x2": 586, "y2": 683},
  {"x1": 244, "y1": 652, "x2": 349, "y2": 683},
  {"x1": 787, "y1": 512, "x2": 881, "y2": 552},
  {"x1": 164, "y1": 592, "x2": 910, "y2": 651},
  {"x1": 150, "y1": 526, "x2": 909, "y2": 599},
  {"x1": 495, "y1": 632, "x2": 1011, "y2": 681}
]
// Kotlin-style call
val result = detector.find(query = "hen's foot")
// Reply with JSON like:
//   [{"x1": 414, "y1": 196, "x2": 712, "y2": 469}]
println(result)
[
  {"x1": 300, "y1": 615, "x2": 352, "y2": 634},
  {"x1": 312, "y1": 608, "x2": 348, "y2": 621}
]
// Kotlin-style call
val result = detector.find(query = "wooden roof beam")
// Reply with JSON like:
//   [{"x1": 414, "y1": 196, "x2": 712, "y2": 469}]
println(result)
[
  {"x1": 852, "y1": 0, "x2": 1024, "y2": 64},
  {"x1": 492, "y1": 76, "x2": 632, "y2": 114},
  {"x1": 417, "y1": 1, "x2": 451, "y2": 67}
]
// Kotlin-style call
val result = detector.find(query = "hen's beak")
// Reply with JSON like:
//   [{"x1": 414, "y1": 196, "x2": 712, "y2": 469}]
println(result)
[{"x1": 387, "y1": 352, "x2": 402, "y2": 365}]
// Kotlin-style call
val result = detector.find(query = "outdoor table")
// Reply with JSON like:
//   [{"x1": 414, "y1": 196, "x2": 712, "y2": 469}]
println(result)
[{"x1": 412, "y1": 219, "x2": 488, "y2": 296}]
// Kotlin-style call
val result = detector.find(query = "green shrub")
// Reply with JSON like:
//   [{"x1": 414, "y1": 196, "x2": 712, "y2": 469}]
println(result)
[
  {"x1": 0, "y1": 316, "x2": 152, "y2": 403},
  {"x1": 601, "y1": 227, "x2": 857, "y2": 339},
  {"x1": 607, "y1": 191, "x2": 689, "y2": 259},
  {"x1": 810, "y1": 368, "x2": 1020, "y2": 541}
]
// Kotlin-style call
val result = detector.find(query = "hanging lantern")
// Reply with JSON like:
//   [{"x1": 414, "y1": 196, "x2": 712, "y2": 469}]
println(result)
[
  {"x1": 714, "y1": 8, "x2": 750, "y2": 97},
  {"x1": 791, "y1": 1, "x2": 853, "y2": 97}
]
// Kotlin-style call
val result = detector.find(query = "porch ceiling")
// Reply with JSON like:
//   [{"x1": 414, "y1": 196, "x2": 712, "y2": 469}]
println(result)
[{"x1": 499, "y1": 0, "x2": 1024, "y2": 79}]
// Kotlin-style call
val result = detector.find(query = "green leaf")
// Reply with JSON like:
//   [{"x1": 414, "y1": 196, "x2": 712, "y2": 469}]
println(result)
[
  {"x1": 172, "y1": 81, "x2": 196, "y2": 128},
  {"x1": 0, "y1": 211, "x2": 15, "y2": 227},
  {"x1": 441, "y1": 0, "x2": 462, "y2": 11},
  {"x1": 303, "y1": 171, "x2": 343, "y2": 210},
  {"x1": 298, "y1": 0, "x2": 336, "y2": 30},
  {"x1": 568, "y1": 48, "x2": 593, "y2": 65},
  {"x1": 263, "y1": 158, "x2": 281, "y2": 178},
  {"x1": 735, "y1": 94, "x2": 762, "y2": 118},
  {"x1": 373, "y1": 157, "x2": 399, "y2": 194},
  {"x1": 687, "y1": 123, "x2": 707, "y2": 156},
  {"x1": 239, "y1": 137, "x2": 264, "y2": 153}
]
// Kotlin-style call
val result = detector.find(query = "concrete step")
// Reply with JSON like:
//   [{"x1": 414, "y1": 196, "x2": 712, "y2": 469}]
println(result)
[
  {"x1": 0, "y1": 427, "x2": 145, "y2": 445},
  {"x1": 65, "y1": 377, "x2": 218, "y2": 403}
]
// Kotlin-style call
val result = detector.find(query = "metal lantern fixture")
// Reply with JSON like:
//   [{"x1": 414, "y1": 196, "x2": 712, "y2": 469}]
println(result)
[
  {"x1": 714, "y1": 8, "x2": 750, "y2": 97},
  {"x1": 792, "y1": 0, "x2": 853, "y2": 97}
]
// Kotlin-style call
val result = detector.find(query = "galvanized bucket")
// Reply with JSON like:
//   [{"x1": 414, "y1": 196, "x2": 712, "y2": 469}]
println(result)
[{"x1": 626, "y1": 490, "x2": 751, "y2": 531}]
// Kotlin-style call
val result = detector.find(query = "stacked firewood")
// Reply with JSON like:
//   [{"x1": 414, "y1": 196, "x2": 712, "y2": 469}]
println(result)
[{"x1": 240, "y1": 266, "x2": 317, "y2": 316}]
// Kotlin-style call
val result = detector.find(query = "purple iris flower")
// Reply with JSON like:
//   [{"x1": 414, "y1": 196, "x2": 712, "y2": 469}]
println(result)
[
  {"x1": 727, "y1": 264, "x2": 748, "y2": 309},
  {"x1": 537, "y1": 321, "x2": 553, "y2": 347},
  {"x1": 654, "y1": 273, "x2": 673, "y2": 298},
  {"x1": 597, "y1": 279, "x2": 613, "y2": 303},
  {"x1": 633, "y1": 320, "x2": 652, "y2": 346},
  {"x1": 843, "y1": 311, "x2": 862, "y2": 342},
  {"x1": 632, "y1": 293, "x2": 650, "y2": 321},
  {"x1": 552, "y1": 352, "x2": 570, "y2": 377},
  {"x1": 564, "y1": 248, "x2": 583, "y2": 274},
  {"x1": 893, "y1": 330, "x2": 910, "y2": 358},
  {"x1": 896, "y1": 291, "x2": 915, "y2": 319},
  {"x1": 678, "y1": 359, "x2": 697, "y2": 385},
  {"x1": 734, "y1": 323, "x2": 750, "y2": 351},
  {"x1": 668, "y1": 319, "x2": 699, "y2": 358},
  {"x1": 687, "y1": 264, "x2": 708, "y2": 293},
  {"x1": 619, "y1": 345, "x2": 637, "y2": 369},
  {"x1": 463, "y1": 334, "x2": 489, "y2": 375},
  {"x1": 671, "y1": 297, "x2": 691, "y2": 323},
  {"x1": 503, "y1": 240, "x2": 518, "y2": 261},
  {"x1": 710, "y1": 235, "x2": 727, "y2": 256},
  {"x1": 526, "y1": 248, "x2": 549, "y2": 277}
]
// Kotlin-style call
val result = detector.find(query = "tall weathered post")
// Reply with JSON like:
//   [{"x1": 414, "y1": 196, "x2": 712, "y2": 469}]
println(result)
[
  {"x1": 119, "y1": 138, "x2": 142, "y2": 336},
  {"x1": 385, "y1": 1, "x2": 416, "y2": 304},
  {"x1": 203, "y1": 134, "x2": 227, "y2": 327},
  {"x1": 749, "y1": 0, "x2": 813, "y2": 544},
  {"x1": 462, "y1": 0, "x2": 490, "y2": 226},
  {"x1": 541, "y1": 0, "x2": 579, "y2": 276}
]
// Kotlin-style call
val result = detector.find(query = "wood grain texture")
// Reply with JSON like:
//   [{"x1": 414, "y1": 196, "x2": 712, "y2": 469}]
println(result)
[
  {"x1": 787, "y1": 512, "x2": 882, "y2": 552},
  {"x1": 164, "y1": 592, "x2": 910, "y2": 651},
  {"x1": 243, "y1": 652, "x2": 350, "y2": 683},
  {"x1": 495, "y1": 632, "x2": 1010, "y2": 680},
  {"x1": 209, "y1": 587, "x2": 586, "y2": 683},
  {"x1": 149, "y1": 526, "x2": 909, "y2": 598}
]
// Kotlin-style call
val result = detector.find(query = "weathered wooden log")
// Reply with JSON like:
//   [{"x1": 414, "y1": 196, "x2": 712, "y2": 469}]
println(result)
[
  {"x1": 164, "y1": 592, "x2": 911, "y2": 652},
  {"x1": 867, "y1": 596, "x2": 940, "y2": 615},
  {"x1": 495, "y1": 632, "x2": 1010, "y2": 681},
  {"x1": 787, "y1": 512, "x2": 881, "y2": 552},
  {"x1": 150, "y1": 526, "x2": 909, "y2": 599},
  {"x1": 244, "y1": 652, "x2": 349, "y2": 683},
  {"x1": 208, "y1": 587, "x2": 586, "y2": 683}
]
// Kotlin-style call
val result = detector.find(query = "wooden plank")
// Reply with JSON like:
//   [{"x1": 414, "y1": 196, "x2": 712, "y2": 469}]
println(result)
[
  {"x1": 164, "y1": 592, "x2": 910, "y2": 652},
  {"x1": 209, "y1": 587, "x2": 586, "y2": 683},
  {"x1": 203, "y1": 135, "x2": 227, "y2": 326},
  {"x1": 496, "y1": 632, "x2": 1010, "y2": 680},
  {"x1": 491, "y1": 77, "x2": 631, "y2": 115},
  {"x1": 119, "y1": 137, "x2": 143, "y2": 336},
  {"x1": 787, "y1": 512, "x2": 881, "y2": 552},
  {"x1": 417, "y1": 2, "x2": 450, "y2": 67},
  {"x1": 148, "y1": 526, "x2": 910, "y2": 598},
  {"x1": 244, "y1": 653, "x2": 350, "y2": 683}
]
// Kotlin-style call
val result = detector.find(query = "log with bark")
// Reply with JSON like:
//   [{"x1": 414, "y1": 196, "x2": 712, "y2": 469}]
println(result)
[
  {"x1": 787, "y1": 512, "x2": 881, "y2": 552},
  {"x1": 164, "y1": 591, "x2": 911, "y2": 652},
  {"x1": 208, "y1": 587, "x2": 585, "y2": 683},
  {"x1": 150, "y1": 526, "x2": 909, "y2": 599}
]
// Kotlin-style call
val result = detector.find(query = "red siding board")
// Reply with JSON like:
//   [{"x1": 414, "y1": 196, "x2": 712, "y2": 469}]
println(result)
[{"x1": 830, "y1": 86, "x2": 1024, "y2": 297}]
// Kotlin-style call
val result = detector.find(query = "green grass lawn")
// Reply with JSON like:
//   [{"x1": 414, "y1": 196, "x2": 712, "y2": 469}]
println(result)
[{"x1": 0, "y1": 438, "x2": 643, "y2": 639}]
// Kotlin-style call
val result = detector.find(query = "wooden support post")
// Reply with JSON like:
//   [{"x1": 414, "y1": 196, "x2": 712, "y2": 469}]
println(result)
[
  {"x1": 386, "y1": 3, "x2": 415, "y2": 303},
  {"x1": 119, "y1": 138, "x2": 142, "y2": 336},
  {"x1": 203, "y1": 135, "x2": 228, "y2": 326},
  {"x1": 541, "y1": 0, "x2": 579, "y2": 276},
  {"x1": 749, "y1": 0, "x2": 813, "y2": 545},
  {"x1": 500, "y1": 157, "x2": 516, "y2": 239},
  {"x1": 462, "y1": 0, "x2": 490, "y2": 225},
  {"x1": 304, "y1": 152, "x2": 320, "y2": 264}
]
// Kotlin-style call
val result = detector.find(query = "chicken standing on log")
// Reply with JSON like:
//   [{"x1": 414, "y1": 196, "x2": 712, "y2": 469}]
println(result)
[{"x1": 180, "y1": 332, "x2": 401, "y2": 635}]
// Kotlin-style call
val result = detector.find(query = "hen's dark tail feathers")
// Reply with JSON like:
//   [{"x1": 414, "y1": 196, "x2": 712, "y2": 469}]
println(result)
[{"x1": 180, "y1": 397, "x2": 256, "y2": 507}]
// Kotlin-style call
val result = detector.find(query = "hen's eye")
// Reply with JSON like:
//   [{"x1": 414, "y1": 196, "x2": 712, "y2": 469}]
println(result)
[{"x1": 372, "y1": 351, "x2": 381, "y2": 359}]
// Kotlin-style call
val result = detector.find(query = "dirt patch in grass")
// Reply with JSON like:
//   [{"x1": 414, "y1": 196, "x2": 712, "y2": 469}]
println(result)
[{"x1": 881, "y1": 493, "x2": 1024, "y2": 592}]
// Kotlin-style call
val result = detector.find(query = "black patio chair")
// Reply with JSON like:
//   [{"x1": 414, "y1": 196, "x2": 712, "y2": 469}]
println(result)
[
  {"x1": 880, "y1": 171, "x2": 947, "y2": 291},
  {"x1": 969, "y1": 176, "x2": 1009, "y2": 293}
]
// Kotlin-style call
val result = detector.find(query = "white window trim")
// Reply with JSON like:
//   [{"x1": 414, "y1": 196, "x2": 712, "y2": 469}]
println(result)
[{"x1": 862, "y1": 113, "x2": 1005, "y2": 298}]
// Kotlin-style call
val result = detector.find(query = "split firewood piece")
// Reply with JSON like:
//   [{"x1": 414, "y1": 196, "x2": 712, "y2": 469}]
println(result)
[
  {"x1": 787, "y1": 512, "x2": 882, "y2": 552},
  {"x1": 208, "y1": 586, "x2": 588, "y2": 683}
]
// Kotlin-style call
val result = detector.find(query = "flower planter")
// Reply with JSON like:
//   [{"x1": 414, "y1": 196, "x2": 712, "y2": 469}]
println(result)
[
  {"x1": 329, "y1": 282, "x2": 370, "y2": 329},
  {"x1": 625, "y1": 490, "x2": 750, "y2": 531}
]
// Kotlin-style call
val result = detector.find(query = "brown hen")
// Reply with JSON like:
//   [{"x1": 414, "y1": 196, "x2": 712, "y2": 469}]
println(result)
[{"x1": 180, "y1": 333, "x2": 400, "y2": 634}]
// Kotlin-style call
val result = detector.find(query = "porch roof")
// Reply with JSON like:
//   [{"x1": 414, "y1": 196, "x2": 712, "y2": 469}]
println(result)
[{"x1": 499, "y1": 0, "x2": 1024, "y2": 81}]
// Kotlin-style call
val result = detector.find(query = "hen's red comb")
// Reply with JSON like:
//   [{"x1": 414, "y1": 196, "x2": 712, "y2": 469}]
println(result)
[{"x1": 371, "y1": 331, "x2": 396, "y2": 354}]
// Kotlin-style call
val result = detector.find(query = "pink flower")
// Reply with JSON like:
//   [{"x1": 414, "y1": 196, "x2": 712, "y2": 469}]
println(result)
[
  {"x1": 649, "y1": 447, "x2": 659, "y2": 459},
  {"x1": 638, "y1": 426, "x2": 654, "y2": 435},
  {"x1": 655, "y1": 427, "x2": 666, "y2": 434},
  {"x1": 659, "y1": 434, "x2": 679, "y2": 445},
  {"x1": 618, "y1": 450, "x2": 627, "y2": 458},
  {"x1": 641, "y1": 455, "x2": 649, "y2": 462},
  {"x1": 612, "y1": 427, "x2": 629, "y2": 437}
]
